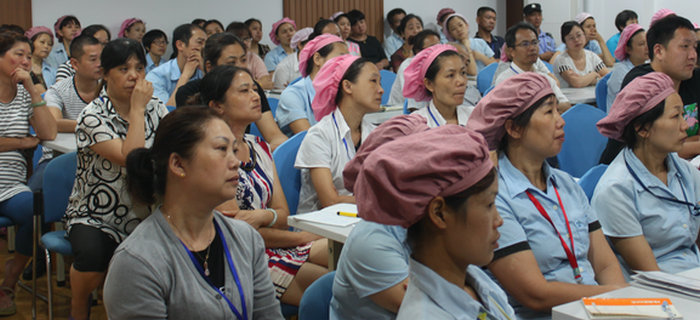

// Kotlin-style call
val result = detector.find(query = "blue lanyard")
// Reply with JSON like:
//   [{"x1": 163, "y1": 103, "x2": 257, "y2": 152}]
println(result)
[
  {"x1": 509, "y1": 65, "x2": 520, "y2": 75},
  {"x1": 624, "y1": 153, "x2": 700, "y2": 217},
  {"x1": 180, "y1": 219, "x2": 248, "y2": 320},
  {"x1": 426, "y1": 105, "x2": 441, "y2": 127},
  {"x1": 331, "y1": 113, "x2": 352, "y2": 160}
]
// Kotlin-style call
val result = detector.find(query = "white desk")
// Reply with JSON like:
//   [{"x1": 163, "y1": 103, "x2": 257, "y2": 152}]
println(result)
[
  {"x1": 364, "y1": 107, "x2": 404, "y2": 125},
  {"x1": 561, "y1": 87, "x2": 596, "y2": 105},
  {"x1": 552, "y1": 268, "x2": 700, "y2": 319},
  {"x1": 288, "y1": 209, "x2": 357, "y2": 271},
  {"x1": 42, "y1": 132, "x2": 76, "y2": 154}
]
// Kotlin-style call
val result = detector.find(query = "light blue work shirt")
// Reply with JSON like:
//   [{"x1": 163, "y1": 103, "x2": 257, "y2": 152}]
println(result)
[
  {"x1": 592, "y1": 148, "x2": 700, "y2": 274},
  {"x1": 606, "y1": 33, "x2": 621, "y2": 62},
  {"x1": 470, "y1": 38, "x2": 496, "y2": 72},
  {"x1": 330, "y1": 221, "x2": 410, "y2": 320},
  {"x1": 538, "y1": 29, "x2": 557, "y2": 54},
  {"x1": 384, "y1": 32, "x2": 403, "y2": 59},
  {"x1": 46, "y1": 42, "x2": 69, "y2": 69},
  {"x1": 145, "y1": 54, "x2": 163, "y2": 74},
  {"x1": 264, "y1": 45, "x2": 289, "y2": 72},
  {"x1": 41, "y1": 60, "x2": 57, "y2": 88},
  {"x1": 145, "y1": 58, "x2": 203, "y2": 105},
  {"x1": 494, "y1": 153, "x2": 598, "y2": 319},
  {"x1": 606, "y1": 59, "x2": 635, "y2": 111},
  {"x1": 275, "y1": 76, "x2": 316, "y2": 136},
  {"x1": 397, "y1": 259, "x2": 516, "y2": 320},
  {"x1": 556, "y1": 39, "x2": 602, "y2": 55}
]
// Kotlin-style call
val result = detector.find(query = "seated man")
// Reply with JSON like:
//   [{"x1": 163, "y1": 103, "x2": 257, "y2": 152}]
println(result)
[
  {"x1": 475, "y1": 6, "x2": 505, "y2": 59},
  {"x1": 145, "y1": 23, "x2": 205, "y2": 106},
  {"x1": 384, "y1": 8, "x2": 406, "y2": 58},
  {"x1": 495, "y1": 22, "x2": 571, "y2": 112}
]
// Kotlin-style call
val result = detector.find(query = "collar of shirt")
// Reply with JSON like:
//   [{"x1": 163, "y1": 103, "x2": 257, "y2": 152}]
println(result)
[
  {"x1": 426, "y1": 100, "x2": 470, "y2": 126},
  {"x1": 623, "y1": 147, "x2": 683, "y2": 197},
  {"x1": 498, "y1": 152, "x2": 559, "y2": 199},
  {"x1": 330, "y1": 108, "x2": 375, "y2": 147},
  {"x1": 167, "y1": 58, "x2": 203, "y2": 82},
  {"x1": 146, "y1": 53, "x2": 155, "y2": 68},
  {"x1": 408, "y1": 258, "x2": 500, "y2": 318}
]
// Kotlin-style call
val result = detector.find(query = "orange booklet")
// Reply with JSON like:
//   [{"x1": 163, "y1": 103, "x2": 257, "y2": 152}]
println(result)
[{"x1": 582, "y1": 298, "x2": 682, "y2": 319}]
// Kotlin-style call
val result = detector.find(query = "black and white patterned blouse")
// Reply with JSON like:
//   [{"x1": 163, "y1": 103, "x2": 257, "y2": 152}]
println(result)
[
  {"x1": 0, "y1": 85, "x2": 32, "y2": 202},
  {"x1": 65, "y1": 90, "x2": 168, "y2": 242}
]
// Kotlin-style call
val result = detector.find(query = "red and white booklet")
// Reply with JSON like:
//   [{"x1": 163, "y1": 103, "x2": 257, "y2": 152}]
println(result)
[{"x1": 582, "y1": 297, "x2": 682, "y2": 319}]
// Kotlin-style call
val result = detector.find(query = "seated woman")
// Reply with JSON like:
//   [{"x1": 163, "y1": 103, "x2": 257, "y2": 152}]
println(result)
[
  {"x1": 442, "y1": 13, "x2": 497, "y2": 73},
  {"x1": 330, "y1": 114, "x2": 429, "y2": 320},
  {"x1": 272, "y1": 27, "x2": 313, "y2": 90},
  {"x1": 606, "y1": 24, "x2": 648, "y2": 110},
  {"x1": 203, "y1": 19, "x2": 224, "y2": 37},
  {"x1": 201, "y1": 65, "x2": 328, "y2": 306},
  {"x1": 264, "y1": 18, "x2": 296, "y2": 73},
  {"x1": 295, "y1": 55, "x2": 381, "y2": 213},
  {"x1": 118, "y1": 18, "x2": 145, "y2": 42},
  {"x1": 226, "y1": 22, "x2": 273, "y2": 90},
  {"x1": 387, "y1": 30, "x2": 441, "y2": 109},
  {"x1": 346, "y1": 10, "x2": 389, "y2": 69},
  {"x1": 0, "y1": 31, "x2": 56, "y2": 316},
  {"x1": 404, "y1": 44, "x2": 473, "y2": 127},
  {"x1": 65, "y1": 38, "x2": 168, "y2": 320},
  {"x1": 276, "y1": 34, "x2": 348, "y2": 135},
  {"x1": 56, "y1": 24, "x2": 111, "y2": 82},
  {"x1": 104, "y1": 107, "x2": 282, "y2": 319},
  {"x1": 552, "y1": 21, "x2": 610, "y2": 88},
  {"x1": 332, "y1": 12, "x2": 361, "y2": 56},
  {"x1": 353, "y1": 125, "x2": 516, "y2": 320},
  {"x1": 467, "y1": 73, "x2": 626, "y2": 319},
  {"x1": 594, "y1": 72, "x2": 700, "y2": 274},
  {"x1": 555, "y1": 13, "x2": 615, "y2": 67},
  {"x1": 25, "y1": 26, "x2": 55, "y2": 93},
  {"x1": 142, "y1": 29, "x2": 168, "y2": 74},
  {"x1": 390, "y1": 14, "x2": 423, "y2": 72},
  {"x1": 245, "y1": 18, "x2": 271, "y2": 59},
  {"x1": 46, "y1": 15, "x2": 80, "y2": 68}
]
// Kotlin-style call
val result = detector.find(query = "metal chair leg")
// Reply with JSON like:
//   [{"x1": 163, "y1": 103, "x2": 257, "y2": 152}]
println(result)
[
  {"x1": 45, "y1": 248, "x2": 52, "y2": 320},
  {"x1": 7, "y1": 226, "x2": 15, "y2": 252}
]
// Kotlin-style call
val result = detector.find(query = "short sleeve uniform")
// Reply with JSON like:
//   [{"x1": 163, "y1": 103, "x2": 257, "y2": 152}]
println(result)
[
  {"x1": 552, "y1": 49, "x2": 606, "y2": 88},
  {"x1": 145, "y1": 58, "x2": 204, "y2": 104},
  {"x1": 275, "y1": 76, "x2": 315, "y2": 136},
  {"x1": 264, "y1": 45, "x2": 289, "y2": 72},
  {"x1": 605, "y1": 59, "x2": 635, "y2": 111},
  {"x1": 538, "y1": 30, "x2": 557, "y2": 54},
  {"x1": 412, "y1": 100, "x2": 473, "y2": 128},
  {"x1": 470, "y1": 38, "x2": 496, "y2": 72},
  {"x1": 46, "y1": 43, "x2": 68, "y2": 69},
  {"x1": 330, "y1": 221, "x2": 410, "y2": 320},
  {"x1": 272, "y1": 52, "x2": 300, "y2": 89},
  {"x1": 592, "y1": 148, "x2": 700, "y2": 274},
  {"x1": 397, "y1": 259, "x2": 516, "y2": 320},
  {"x1": 65, "y1": 91, "x2": 169, "y2": 242},
  {"x1": 294, "y1": 108, "x2": 375, "y2": 213}
]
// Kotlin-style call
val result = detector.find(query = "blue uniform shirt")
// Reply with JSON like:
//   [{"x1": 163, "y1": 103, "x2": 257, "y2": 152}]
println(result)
[
  {"x1": 494, "y1": 153, "x2": 598, "y2": 319},
  {"x1": 46, "y1": 43, "x2": 69, "y2": 69},
  {"x1": 41, "y1": 60, "x2": 57, "y2": 88},
  {"x1": 606, "y1": 59, "x2": 635, "y2": 111},
  {"x1": 470, "y1": 38, "x2": 496, "y2": 72},
  {"x1": 538, "y1": 29, "x2": 557, "y2": 54},
  {"x1": 384, "y1": 32, "x2": 404, "y2": 59},
  {"x1": 592, "y1": 148, "x2": 700, "y2": 274},
  {"x1": 145, "y1": 58, "x2": 203, "y2": 104},
  {"x1": 275, "y1": 76, "x2": 316, "y2": 136},
  {"x1": 397, "y1": 259, "x2": 516, "y2": 320},
  {"x1": 330, "y1": 221, "x2": 410, "y2": 320},
  {"x1": 264, "y1": 45, "x2": 289, "y2": 72}
]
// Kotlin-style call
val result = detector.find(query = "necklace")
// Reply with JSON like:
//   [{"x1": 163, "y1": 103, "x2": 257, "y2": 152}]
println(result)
[{"x1": 166, "y1": 214, "x2": 215, "y2": 276}]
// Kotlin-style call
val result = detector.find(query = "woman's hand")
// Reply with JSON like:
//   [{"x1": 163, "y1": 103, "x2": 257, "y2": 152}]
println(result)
[
  {"x1": 225, "y1": 209, "x2": 272, "y2": 229},
  {"x1": 130, "y1": 78, "x2": 153, "y2": 115},
  {"x1": 11, "y1": 68, "x2": 38, "y2": 95},
  {"x1": 20, "y1": 136, "x2": 40, "y2": 149}
]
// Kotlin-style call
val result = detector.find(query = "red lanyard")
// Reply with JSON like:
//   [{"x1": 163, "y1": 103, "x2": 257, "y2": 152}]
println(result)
[{"x1": 525, "y1": 186, "x2": 583, "y2": 283}]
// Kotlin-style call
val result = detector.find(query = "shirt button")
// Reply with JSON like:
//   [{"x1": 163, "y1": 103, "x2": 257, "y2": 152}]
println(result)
[
  {"x1": 553, "y1": 205, "x2": 558, "y2": 211},
  {"x1": 683, "y1": 224, "x2": 689, "y2": 229}
]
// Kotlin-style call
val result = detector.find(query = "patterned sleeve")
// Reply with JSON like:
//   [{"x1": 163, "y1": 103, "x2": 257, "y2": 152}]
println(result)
[
  {"x1": 75, "y1": 102, "x2": 118, "y2": 149},
  {"x1": 554, "y1": 54, "x2": 572, "y2": 73},
  {"x1": 590, "y1": 51, "x2": 606, "y2": 72}
]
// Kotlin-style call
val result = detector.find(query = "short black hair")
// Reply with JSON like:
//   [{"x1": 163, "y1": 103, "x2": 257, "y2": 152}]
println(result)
[
  {"x1": 477, "y1": 6, "x2": 496, "y2": 17},
  {"x1": 69, "y1": 34, "x2": 99, "y2": 59},
  {"x1": 142, "y1": 29, "x2": 167, "y2": 52},
  {"x1": 244, "y1": 18, "x2": 261, "y2": 27},
  {"x1": 0, "y1": 24, "x2": 24, "y2": 35},
  {"x1": 411, "y1": 29, "x2": 440, "y2": 55},
  {"x1": 560, "y1": 20, "x2": 582, "y2": 43},
  {"x1": 397, "y1": 14, "x2": 423, "y2": 37},
  {"x1": 505, "y1": 22, "x2": 538, "y2": 48},
  {"x1": 615, "y1": 10, "x2": 638, "y2": 32},
  {"x1": 226, "y1": 22, "x2": 251, "y2": 40},
  {"x1": 647, "y1": 15, "x2": 695, "y2": 60},
  {"x1": 204, "y1": 19, "x2": 224, "y2": 32},
  {"x1": 203, "y1": 32, "x2": 246, "y2": 67},
  {"x1": 313, "y1": 19, "x2": 337, "y2": 36},
  {"x1": 387, "y1": 8, "x2": 406, "y2": 23},
  {"x1": 191, "y1": 18, "x2": 206, "y2": 27},
  {"x1": 171, "y1": 23, "x2": 203, "y2": 54},
  {"x1": 347, "y1": 10, "x2": 366, "y2": 26},
  {"x1": 81, "y1": 24, "x2": 111, "y2": 42},
  {"x1": 101, "y1": 38, "x2": 146, "y2": 74}
]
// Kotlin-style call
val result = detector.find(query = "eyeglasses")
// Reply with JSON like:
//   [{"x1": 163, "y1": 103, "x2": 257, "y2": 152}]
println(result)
[
  {"x1": 565, "y1": 32, "x2": 585, "y2": 42},
  {"x1": 515, "y1": 39, "x2": 540, "y2": 48},
  {"x1": 153, "y1": 40, "x2": 168, "y2": 46}
]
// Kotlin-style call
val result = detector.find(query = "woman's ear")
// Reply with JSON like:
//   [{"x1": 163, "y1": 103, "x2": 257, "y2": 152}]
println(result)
[
  {"x1": 312, "y1": 52, "x2": 323, "y2": 68},
  {"x1": 208, "y1": 100, "x2": 224, "y2": 115},
  {"x1": 634, "y1": 123, "x2": 651, "y2": 139},
  {"x1": 504, "y1": 119, "x2": 523, "y2": 140},
  {"x1": 169, "y1": 153, "x2": 187, "y2": 178},
  {"x1": 427, "y1": 197, "x2": 449, "y2": 230},
  {"x1": 341, "y1": 79, "x2": 353, "y2": 97},
  {"x1": 423, "y1": 78, "x2": 434, "y2": 95}
]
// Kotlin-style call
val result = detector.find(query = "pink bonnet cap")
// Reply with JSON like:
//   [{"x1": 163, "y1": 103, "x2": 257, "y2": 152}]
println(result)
[
  {"x1": 614, "y1": 24, "x2": 644, "y2": 61},
  {"x1": 311, "y1": 54, "x2": 360, "y2": 121},
  {"x1": 650, "y1": 9, "x2": 675, "y2": 28},
  {"x1": 291, "y1": 27, "x2": 313, "y2": 50},
  {"x1": 25, "y1": 26, "x2": 54, "y2": 41},
  {"x1": 355, "y1": 125, "x2": 493, "y2": 228},
  {"x1": 330, "y1": 11, "x2": 344, "y2": 21},
  {"x1": 442, "y1": 13, "x2": 468, "y2": 41},
  {"x1": 118, "y1": 18, "x2": 143, "y2": 38},
  {"x1": 403, "y1": 44, "x2": 458, "y2": 102},
  {"x1": 575, "y1": 12, "x2": 594, "y2": 25},
  {"x1": 269, "y1": 17, "x2": 297, "y2": 45},
  {"x1": 437, "y1": 8, "x2": 456, "y2": 24},
  {"x1": 298, "y1": 33, "x2": 344, "y2": 77},
  {"x1": 467, "y1": 72, "x2": 555, "y2": 150},
  {"x1": 597, "y1": 72, "x2": 676, "y2": 141}
]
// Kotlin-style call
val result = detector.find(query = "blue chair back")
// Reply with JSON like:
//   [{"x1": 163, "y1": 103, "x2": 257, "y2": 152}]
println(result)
[
  {"x1": 249, "y1": 123, "x2": 263, "y2": 139},
  {"x1": 476, "y1": 62, "x2": 498, "y2": 95},
  {"x1": 268, "y1": 97, "x2": 280, "y2": 117},
  {"x1": 299, "y1": 271, "x2": 336, "y2": 320},
  {"x1": 483, "y1": 85, "x2": 495, "y2": 96},
  {"x1": 166, "y1": 105, "x2": 176, "y2": 112},
  {"x1": 380, "y1": 70, "x2": 396, "y2": 105},
  {"x1": 272, "y1": 131, "x2": 307, "y2": 215},
  {"x1": 557, "y1": 104, "x2": 607, "y2": 178},
  {"x1": 578, "y1": 164, "x2": 608, "y2": 201},
  {"x1": 402, "y1": 99, "x2": 409, "y2": 115},
  {"x1": 595, "y1": 72, "x2": 611, "y2": 112},
  {"x1": 42, "y1": 152, "x2": 77, "y2": 223},
  {"x1": 543, "y1": 61, "x2": 554, "y2": 73}
]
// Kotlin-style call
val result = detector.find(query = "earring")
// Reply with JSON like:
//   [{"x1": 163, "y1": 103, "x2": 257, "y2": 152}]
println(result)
[{"x1": 180, "y1": 172, "x2": 185, "y2": 177}]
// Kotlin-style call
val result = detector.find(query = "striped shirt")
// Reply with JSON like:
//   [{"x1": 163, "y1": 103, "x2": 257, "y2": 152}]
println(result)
[
  {"x1": 55, "y1": 60, "x2": 76, "y2": 83},
  {"x1": 0, "y1": 85, "x2": 33, "y2": 202}
]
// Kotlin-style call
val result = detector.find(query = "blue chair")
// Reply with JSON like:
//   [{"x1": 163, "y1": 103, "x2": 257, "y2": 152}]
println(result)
[
  {"x1": 557, "y1": 104, "x2": 608, "y2": 178},
  {"x1": 578, "y1": 164, "x2": 608, "y2": 201},
  {"x1": 543, "y1": 61, "x2": 554, "y2": 73},
  {"x1": 595, "y1": 72, "x2": 611, "y2": 112},
  {"x1": 268, "y1": 97, "x2": 280, "y2": 117},
  {"x1": 402, "y1": 99, "x2": 409, "y2": 115},
  {"x1": 40, "y1": 152, "x2": 76, "y2": 319},
  {"x1": 166, "y1": 105, "x2": 176, "y2": 112},
  {"x1": 272, "y1": 131, "x2": 307, "y2": 216},
  {"x1": 483, "y1": 85, "x2": 495, "y2": 96},
  {"x1": 476, "y1": 62, "x2": 498, "y2": 95},
  {"x1": 298, "y1": 271, "x2": 336, "y2": 320},
  {"x1": 379, "y1": 70, "x2": 396, "y2": 105}
]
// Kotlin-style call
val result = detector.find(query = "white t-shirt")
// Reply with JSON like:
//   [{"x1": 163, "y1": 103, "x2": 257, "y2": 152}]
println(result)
[
  {"x1": 552, "y1": 49, "x2": 606, "y2": 88},
  {"x1": 294, "y1": 108, "x2": 375, "y2": 213},
  {"x1": 272, "y1": 52, "x2": 300, "y2": 89}
]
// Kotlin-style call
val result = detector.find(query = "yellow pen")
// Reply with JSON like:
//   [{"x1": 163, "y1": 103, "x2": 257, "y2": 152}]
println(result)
[{"x1": 337, "y1": 211, "x2": 358, "y2": 218}]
